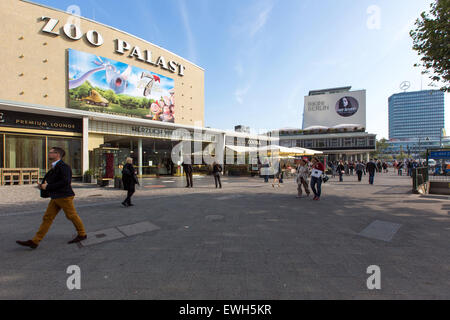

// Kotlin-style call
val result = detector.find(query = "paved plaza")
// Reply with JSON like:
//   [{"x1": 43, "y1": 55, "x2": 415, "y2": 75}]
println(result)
[{"x1": 0, "y1": 172, "x2": 449, "y2": 299}]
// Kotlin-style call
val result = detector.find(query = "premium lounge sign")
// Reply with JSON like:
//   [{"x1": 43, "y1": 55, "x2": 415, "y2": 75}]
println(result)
[
  {"x1": 0, "y1": 110, "x2": 82, "y2": 133},
  {"x1": 40, "y1": 16, "x2": 186, "y2": 76}
]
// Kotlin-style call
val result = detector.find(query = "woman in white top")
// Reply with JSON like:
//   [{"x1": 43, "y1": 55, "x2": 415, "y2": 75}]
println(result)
[{"x1": 296, "y1": 159, "x2": 311, "y2": 198}]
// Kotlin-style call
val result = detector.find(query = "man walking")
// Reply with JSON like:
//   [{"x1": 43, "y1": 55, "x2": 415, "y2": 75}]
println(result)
[
  {"x1": 366, "y1": 159, "x2": 377, "y2": 185},
  {"x1": 356, "y1": 161, "x2": 365, "y2": 182},
  {"x1": 212, "y1": 161, "x2": 222, "y2": 189},
  {"x1": 16, "y1": 147, "x2": 87, "y2": 249},
  {"x1": 182, "y1": 161, "x2": 193, "y2": 188}
]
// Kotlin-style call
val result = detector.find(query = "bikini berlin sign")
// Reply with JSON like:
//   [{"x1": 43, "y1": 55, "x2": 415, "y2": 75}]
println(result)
[{"x1": 39, "y1": 16, "x2": 186, "y2": 76}]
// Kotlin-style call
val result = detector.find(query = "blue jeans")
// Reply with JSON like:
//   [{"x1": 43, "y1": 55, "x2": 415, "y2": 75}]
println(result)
[
  {"x1": 311, "y1": 176, "x2": 322, "y2": 198},
  {"x1": 264, "y1": 175, "x2": 269, "y2": 182},
  {"x1": 369, "y1": 174, "x2": 374, "y2": 184}
]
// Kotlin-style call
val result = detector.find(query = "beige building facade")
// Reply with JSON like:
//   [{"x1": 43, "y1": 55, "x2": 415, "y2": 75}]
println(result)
[
  {"x1": 0, "y1": 0, "x2": 205, "y2": 126},
  {"x1": 0, "y1": 1, "x2": 273, "y2": 183}
]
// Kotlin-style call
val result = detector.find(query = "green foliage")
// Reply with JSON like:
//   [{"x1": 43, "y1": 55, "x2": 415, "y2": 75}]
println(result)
[
  {"x1": 410, "y1": 0, "x2": 450, "y2": 91},
  {"x1": 69, "y1": 80, "x2": 155, "y2": 118},
  {"x1": 396, "y1": 151, "x2": 408, "y2": 161},
  {"x1": 371, "y1": 138, "x2": 390, "y2": 159}
]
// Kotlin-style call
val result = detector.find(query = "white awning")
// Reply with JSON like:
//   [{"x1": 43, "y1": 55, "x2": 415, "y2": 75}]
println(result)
[
  {"x1": 290, "y1": 147, "x2": 323, "y2": 155},
  {"x1": 258, "y1": 145, "x2": 322, "y2": 155},
  {"x1": 225, "y1": 145, "x2": 258, "y2": 153}
]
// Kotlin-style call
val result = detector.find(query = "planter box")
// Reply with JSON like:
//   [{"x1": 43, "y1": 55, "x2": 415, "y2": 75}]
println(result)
[{"x1": 114, "y1": 177, "x2": 124, "y2": 189}]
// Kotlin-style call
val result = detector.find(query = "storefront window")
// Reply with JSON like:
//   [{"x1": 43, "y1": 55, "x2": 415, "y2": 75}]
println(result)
[
  {"x1": 48, "y1": 137, "x2": 82, "y2": 176},
  {"x1": 5, "y1": 134, "x2": 46, "y2": 174},
  {"x1": 0, "y1": 134, "x2": 3, "y2": 168}
]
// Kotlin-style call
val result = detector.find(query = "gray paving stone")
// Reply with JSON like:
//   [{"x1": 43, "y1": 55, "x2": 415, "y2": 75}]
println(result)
[
  {"x1": 80, "y1": 228, "x2": 125, "y2": 247},
  {"x1": 116, "y1": 221, "x2": 160, "y2": 237},
  {"x1": 2, "y1": 173, "x2": 450, "y2": 299},
  {"x1": 359, "y1": 220, "x2": 402, "y2": 242}
]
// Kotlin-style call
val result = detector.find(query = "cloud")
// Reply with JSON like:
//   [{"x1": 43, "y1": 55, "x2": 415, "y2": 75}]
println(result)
[
  {"x1": 235, "y1": 86, "x2": 250, "y2": 104},
  {"x1": 179, "y1": 0, "x2": 197, "y2": 62},
  {"x1": 231, "y1": 0, "x2": 274, "y2": 39},
  {"x1": 249, "y1": 2, "x2": 274, "y2": 37},
  {"x1": 234, "y1": 62, "x2": 244, "y2": 77}
]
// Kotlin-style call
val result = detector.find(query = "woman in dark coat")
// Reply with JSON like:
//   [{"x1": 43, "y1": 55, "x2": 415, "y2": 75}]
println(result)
[{"x1": 122, "y1": 157, "x2": 138, "y2": 207}]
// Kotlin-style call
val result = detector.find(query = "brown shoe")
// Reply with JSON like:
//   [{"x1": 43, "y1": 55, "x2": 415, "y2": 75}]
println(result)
[
  {"x1": 68, "y1": 235, "x2": 87, "y2": 244},
  {"x1": 16, "y1": 240, "x2": 38, "y2": 249}
]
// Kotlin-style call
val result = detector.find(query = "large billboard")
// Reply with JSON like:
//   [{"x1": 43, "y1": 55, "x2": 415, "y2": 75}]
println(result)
[
  {"x1": 303, "y1": 90, "x2": 366, "y2": 129},
  {"x1": 68, "y1": 49, "x2": 175, "y2": 122}
]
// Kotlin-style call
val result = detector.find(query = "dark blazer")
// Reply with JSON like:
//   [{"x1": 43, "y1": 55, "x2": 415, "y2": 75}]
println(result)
[
  {"x1": 366, "y1": 162, "x2": 377, "y2": 175},
  {"x1": 182, "y1": 162, "x2": 193, "y2": 174},
  {"x1": 122, "y1": 163, "x2": 138, "y2": 190},
  {"x1": 213, "y1": 164, "x2": 222, "y2": 174},
  {"x1": 44, "y1": 160, "x2": 75, "y2": 199}
]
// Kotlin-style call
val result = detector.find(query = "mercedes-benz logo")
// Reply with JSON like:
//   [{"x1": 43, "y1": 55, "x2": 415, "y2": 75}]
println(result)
[{"x1": 400, "y1": 81, "x2": 411, "y2": 91}]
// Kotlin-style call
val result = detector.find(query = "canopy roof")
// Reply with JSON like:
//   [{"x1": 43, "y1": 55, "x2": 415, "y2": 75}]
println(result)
[{"x1": 225, "y1": 145, "x2": 322, "y2": 156}]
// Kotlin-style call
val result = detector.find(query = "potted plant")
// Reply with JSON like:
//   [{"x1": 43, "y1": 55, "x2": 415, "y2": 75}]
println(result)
[
  {"x1": 83, "y1": 170, "x2": 94, "y2": 183},
  {"x1": 114, "y1": 175, "x2": 124, "y2": 189}
]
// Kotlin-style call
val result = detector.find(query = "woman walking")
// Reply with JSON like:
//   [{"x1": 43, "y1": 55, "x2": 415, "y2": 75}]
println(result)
[
  {"x1": 337, "y1": 161, "x2": 345, "y2": 182},
  {"x1": 122, "y1": 157, "x2": 139, "y2": 207},
  {"x1": 272, "y1": 161, "x2": 282, "y2": 188},
  {"x1": 296, "y1": 159, "x2": 310, "y2": 198},
  {"x1": 310, "y1": 157, "x2": 325, "y2": 201}
]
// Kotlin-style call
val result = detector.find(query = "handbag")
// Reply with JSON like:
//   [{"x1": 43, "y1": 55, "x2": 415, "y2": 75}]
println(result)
[
  {"x1": 322, "y1": 175, "x2": 330, "y2": 183},
  {"x1": 40, "y1": 171, "x2": 51, "y2": 199}
]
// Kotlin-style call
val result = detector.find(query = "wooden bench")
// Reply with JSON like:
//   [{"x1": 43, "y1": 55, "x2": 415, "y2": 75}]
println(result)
[{"x1": 1, "y1": 168, "x2": 40, "y2": 185}]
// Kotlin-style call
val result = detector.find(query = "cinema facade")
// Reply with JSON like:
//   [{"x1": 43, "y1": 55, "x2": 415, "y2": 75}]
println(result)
[{"x1": 0, "y1": 0, "x2": 273, "y2": 180}]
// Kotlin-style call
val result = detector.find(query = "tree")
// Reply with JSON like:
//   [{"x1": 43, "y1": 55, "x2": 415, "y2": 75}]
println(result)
[
  {"x1": 371, "y1": 138, "x2": 390, "y2": 159},
  {"x1": 410, "y1": 0, "x2": 450, "y2": 92},
  {"x1": 77, "y1": 82, "x2": 91, "y2": 99},
  {"x1": 103, "y1": 90, "x2": 117, "y2": 104}
]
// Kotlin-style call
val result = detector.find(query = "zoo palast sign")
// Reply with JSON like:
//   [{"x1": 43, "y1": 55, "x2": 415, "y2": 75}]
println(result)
[{"x1": 40, "y1": 16, "x2": 186, "y2": 76}]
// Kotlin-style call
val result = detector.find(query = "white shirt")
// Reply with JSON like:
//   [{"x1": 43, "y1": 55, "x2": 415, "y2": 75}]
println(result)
[{"x1": 52, "y1": 160, "x2": 61, "y2": 168}]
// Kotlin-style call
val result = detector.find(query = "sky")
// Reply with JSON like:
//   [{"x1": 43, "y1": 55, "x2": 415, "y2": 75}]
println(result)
[{"x1": 33, "y1": 0, "x2": 449, "y2": 139}]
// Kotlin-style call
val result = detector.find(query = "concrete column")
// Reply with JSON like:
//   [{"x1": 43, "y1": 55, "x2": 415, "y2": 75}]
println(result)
[
  {"x1": 366, "y1": 153, "x2": 370, "y2": 162},
  {"x1": 138, "y1": 138, "x2": 143, "y2": 177},
  {"x1": 216, "y1": 133, "x2": 225, "y2": 165},
  {"x1": 180, "y1": 143, "x2": 184, "y2": 175},
  {"x1": 82, "y1": 117, "x2": 89, "y2": 174}
]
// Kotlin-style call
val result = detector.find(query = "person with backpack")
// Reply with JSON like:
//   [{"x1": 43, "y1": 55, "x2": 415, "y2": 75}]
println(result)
[
  {"x1": 366, "y1": 159, "x2": 377, "y2": 185},
  {"x1": 356, "y1": 161, "x2": 365, "y2": 182}
]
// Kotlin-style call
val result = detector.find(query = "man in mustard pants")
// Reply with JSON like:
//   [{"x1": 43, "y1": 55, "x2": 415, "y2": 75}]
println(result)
[{"x1": 16, "y1": 147, "x2": 87, "y2": 249}]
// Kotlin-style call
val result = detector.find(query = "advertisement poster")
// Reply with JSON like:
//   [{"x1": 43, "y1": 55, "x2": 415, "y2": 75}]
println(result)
[
  {"x1": 68, "y1": 49, "x2": 175, "y2": 122},
  {"x1": 303, "y1": 90, "x2": 366, "y2": 130}
]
